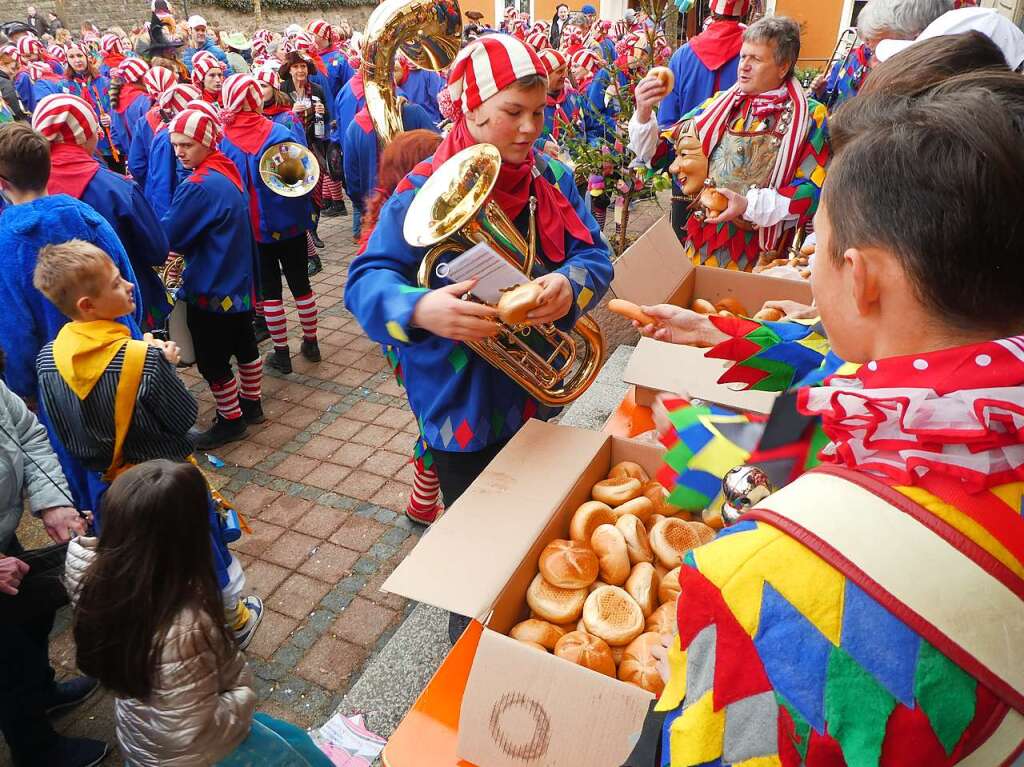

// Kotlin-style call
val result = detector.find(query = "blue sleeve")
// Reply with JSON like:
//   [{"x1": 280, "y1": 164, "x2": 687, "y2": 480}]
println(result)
[
  {"x1": 210, "y1": 44, "x2": 232, "y2": 73},
  {"x1": 404, "y1": 103, "x2": 440, "y2": 133},
  {"x1": 343, "y1": 121, "x2": 364, "y2": 206},
  {"x1": 658, "y1": 46, "x2": 688, "y2": 128},
  {"x1": 110, "y1": 110, "x2": 129, "y2": 156},
  {"x1": 183, "y1": 47, "x2": 194, "y2": 71},
  {"x1": 161, "y1": 180, "x2": 208, "y2": 255},
  {"x1": 331, "y1": 88, "x2": 347, "y2": 143},
  {"x1": 15, "y1": 73, "x2": 32, "y2": 112},
  {"x1": 0, "y1": 263, "x2": 43, "y2": 397},
  {"x1": 93, "y1": 216, "x2": 144, "y2": 332},
  {"x1": 122, "y1": 182, "x2": 169, "y2": 267},
  {"x1": 126, "y1": 121, "x2": 150, "y2": 185}
]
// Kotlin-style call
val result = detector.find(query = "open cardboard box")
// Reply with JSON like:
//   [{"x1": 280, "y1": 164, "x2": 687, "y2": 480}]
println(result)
[
  {"x1": 612, "y1": 215, "x2": 814, "y2": 410},
  {"x1": 383, "y1": 419, "x2": 661, "y2": 767}
]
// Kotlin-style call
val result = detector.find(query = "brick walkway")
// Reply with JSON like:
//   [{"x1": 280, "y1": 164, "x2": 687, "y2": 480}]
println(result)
[{"x1": 15, "y1": 191, "x2": 669, "y2": 762}]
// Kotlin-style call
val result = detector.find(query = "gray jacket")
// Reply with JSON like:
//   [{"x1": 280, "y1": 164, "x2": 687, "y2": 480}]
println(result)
[
  {"x1": 65, "y1": 539, "x2": 257, "y2": 766},
  {"x1": 0, "y1": 379, "x2": 71, "y2": 552}
]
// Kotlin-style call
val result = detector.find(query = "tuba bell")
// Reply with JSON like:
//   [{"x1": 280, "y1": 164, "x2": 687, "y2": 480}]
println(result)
[
  {"x1": 361, "y1": 0, "x2": 462, "y2": 146},
  {"x1": 404, "y1": 144, "x2": 605, "y2": 407},
  {"x1": 258, "y1": 141, "x2": 320, "y2": 197}
]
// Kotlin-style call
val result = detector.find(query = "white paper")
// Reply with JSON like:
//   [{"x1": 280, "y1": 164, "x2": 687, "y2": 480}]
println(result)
[
  {"x1": 312, "y1": 712, "x2": 386, "y2": 765},
  {"x1": 436, "y1": 241, "x2": 530, "y2": 304}
]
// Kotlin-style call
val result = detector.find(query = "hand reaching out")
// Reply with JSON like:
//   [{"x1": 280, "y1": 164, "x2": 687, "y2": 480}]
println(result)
[{"x1": 631, "y1": 304, "x2": 729, "y2": 348}]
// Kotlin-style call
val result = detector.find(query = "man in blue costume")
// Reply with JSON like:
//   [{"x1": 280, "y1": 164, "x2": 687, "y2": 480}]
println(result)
[{"x1": 183, "y1": 15, "x2": 232, "y2": 73}]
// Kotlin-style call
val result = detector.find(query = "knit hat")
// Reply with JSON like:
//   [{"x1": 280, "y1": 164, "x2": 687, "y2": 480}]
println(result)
[
  {"x1": 17, "y1": 36, "x2": 43, "y2": 59},
  {"x1": 158, "y1": 82, "x2": 200, "y2": 113},
  {"x1": 253, "y1": 29, "x2": 273, "y2": 44},
  {"x1": 569, "y1": 47, "x2": 602, "y2": 75},
  {"x1": 31, "y1": 93, "x2": 99, "y2": 145},
  {"x1": 191, "y1": 55, "x2": 224, "y2": 88},
  {"x1": 118, "y1": 57, "x2": 150, "y2": 83},
  {"x1": 143, "y1": 65, "x2": 176, "y2": 96},
  {"x1": 526, "y1": 30, "x2": 551, "y2": 51},
  {"x1": 446, "y1": 34, "x2": 544, "y2": 113},
  {"x1": 221, "y1": 73, "x2": 261, "y2": 114},
  {"x1": 709, "y1": 0, "x2": 750, "y2": 16},
  {"x1": 169, "y1": 107, "x2": 220, "y2": 147},
  {"x1": 292, "y1": 32, "x2": 317, "y2": 52},
  {"x1": 184, "y1": 98, "x2": 221, "y2": 122},
  {"x1": 100, "y1": 33, "x2": 124, "y2": 55},
  {"x1": 253, "y1": 65, "x2": 281, "y2": 90},
  {"x1": 537, "y1": 48, "x2": 567, "y2": 75},
  {"x1": 307, "y1": 19, "x2": 333, "y2": 41},
  {"x1": 26, "y1": 60, "x2": 53, "y2": 80}
]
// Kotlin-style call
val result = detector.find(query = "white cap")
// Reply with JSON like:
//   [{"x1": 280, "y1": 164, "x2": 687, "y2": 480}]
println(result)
[
  {"x1": 285, "y1": 23, "x2": 302, "y2": 37},
  {"x1": 187, "y1": 14, "x2": 207, "y2": 28},
  {"x1": 875, "y1": 7, "x2": 1024, "y2": 71}
]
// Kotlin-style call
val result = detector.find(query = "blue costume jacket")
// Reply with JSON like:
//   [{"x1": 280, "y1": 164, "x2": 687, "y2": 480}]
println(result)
[
  {"x1": 345, "y1": 152, "x2": 613, "y2": 453},
  {"x1": 220, "y1": 119, "x2": 313, "y2": 243},
  {"x1": 400, "y1": 69, "x2": 444, "y2": 125},
  {"x1": 161, "y1": 154, "x2": 259, "y2": 314},
  {"x1": 62, "y1": 75, "x2": 114, "y2": 159},
  {"x1": 320, "y1": 49, "x2": 354, "y2": 99},
  {"x1": 127, "y1": 109, "x2": 160, "y2": 186},
  {"x1": 658, "y1": 42, "x2": 740, "y2": 129},
  {"x1": 184, "y1": 39, "x2": 232, "y2": 72},
  {"x1": 24, "y1": 76, "x2": 62, "y2": 112},
  {"x1": 0, "y1": 195, "x2": 142, "y2": 509},
  {"x1": 266, "y1": 107, "x2": 306, "y2": 143},
  {"x1": 342, "y1": 102, "x2": 436, "y2": 212},
  {"x1": 143, "y1": 129, "x2": 190, "y2": 221},
  {"x1": 110, "y1": 92, "x2": 152, "y2": 160},
  {"x1": 582, "y1": 69, "x2": 619, "y2": 145}
]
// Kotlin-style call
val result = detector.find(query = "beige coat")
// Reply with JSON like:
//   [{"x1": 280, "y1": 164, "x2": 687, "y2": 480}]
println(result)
[{"x1": 65, "y1": 538, "x2": 257, "y2": 766}]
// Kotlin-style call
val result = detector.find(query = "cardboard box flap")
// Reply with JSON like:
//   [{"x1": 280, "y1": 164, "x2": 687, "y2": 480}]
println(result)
[
  {"x1": 458, "y1": 630, "x2": 653, "y2": 766},
  {"x1": 624, "y1": 337, "x2": 780, "y2": 415},
  {"x1": 611, "y1": 216, "x2": 691, "y2": 307},
  {"x1": 383, "y1": 420, "x2": 609, "y2": 619}
]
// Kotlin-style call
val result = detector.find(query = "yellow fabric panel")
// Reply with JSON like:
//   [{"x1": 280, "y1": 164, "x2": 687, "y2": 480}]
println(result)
[
  {"x1": 688, "y1": 433, "x2": 751, "y2": 478},
  {"x1": 655, "y1": 635, "x2": 688, "y2": 713},
  {"x1": 669, "y1": 689, "x2": 726, "y2": 766},
  {"x1": 991, "y1": 481, "x2": 1024, "y2": 518},
  {"x1": 385, "y1": 320, "x2": 409, "y2": 343},
  {"x1": 734, "y1": 756, "x2": 783, "y2": 767},
  {"x1": 576, "y1": 286, "x2": 594, "y2": 310},
  {"x1": 694, "y1": 524, "x2": 779, "y2": 635}
]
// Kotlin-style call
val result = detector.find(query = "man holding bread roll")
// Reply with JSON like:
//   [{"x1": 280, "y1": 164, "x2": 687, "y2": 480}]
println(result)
[
  {"x1": 623, "y1": 74, "x2": 1024, "y2": 767},
  {"x1": 629, "y1": 15, "x2": 830, "y2": 271}
]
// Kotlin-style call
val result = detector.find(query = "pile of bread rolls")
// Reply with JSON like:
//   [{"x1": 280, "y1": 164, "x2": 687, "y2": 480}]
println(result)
[
  {"x1": 690, "y1": 297, "x2": 785, "y2": 322},
  {"x1": 509, "y1": 461, "x2": 717, "y2": 696}
]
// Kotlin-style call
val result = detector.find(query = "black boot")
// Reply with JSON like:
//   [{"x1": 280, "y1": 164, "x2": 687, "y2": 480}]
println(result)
[
  {"x1": 310, "y1": 231, "x2": 325, "y2": 249},
  {"x1": 300, "y1": 338, "x2": 321, "y2": 362},
  {"x1": 321, "y1": 200, "x2": 341, "y2": 217},
  {"x1": 307, "y1": 254, "x2": 323, "y2": 276},
  {"x1": 335, "y1": 198, "x2": 349, "y2": 216},
  {"x1": 253, "y1": 315, "x2": 270, "y2": 343},
  {"x1": 265, "y1": 346, "x2": 292, "y2": 374},
  {"x1": 191, "y1": 414, "x2": 247, "y2": 450},
  {"x1": 240, "y1": 397, "x2": 266, "y2": 424}
]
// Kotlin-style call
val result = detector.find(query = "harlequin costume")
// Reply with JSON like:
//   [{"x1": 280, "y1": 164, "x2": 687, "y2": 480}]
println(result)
[
  {"x1": 396, "y1": 60, "x2": 445, "y2": 126},
  {"x1": 345, "y1": 35, "x2": 613, "y2": 510},
  {"x1": 306, "y1": 19, "x2": 355, "y2": 99},
  {"x1": 625, "y1": 331, "x2": 1024, "y2": 767},
  {"x1": 61, "y1": 44, "x2": 116, "y2": 166},
  {"x1": 126, "y1": 66, "x2": 177, "y2": 188},
  {"x1": 109, "y1": 58, "x2": 153, "y2": 162},
  {"x1": 822, "y1": 42, "x2": 872, "y2": 113},
  {"x1": 161, "y1": 107, "x2": 265, "y2": 448},
  {"x1": 33, "y1": 94, "x2": 172, "y2": 333},
  {"x1": 140, "y1": 84, "x2": 201, "y2": 220},
  {"x1": 217, "y1": 74, "x2": 319, "y2": 375},
  {"x1": 191, "y1": 54, "x2": 225, "y2": 105}
]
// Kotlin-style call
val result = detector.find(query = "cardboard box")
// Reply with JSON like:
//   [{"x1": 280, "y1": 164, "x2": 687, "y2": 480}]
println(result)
[
  {"x1": 612, "y1": 216, "x2": 813, "y2": 410},
  {"x1": 384, "y1": 420, "x2": 662, "y2": 767}
]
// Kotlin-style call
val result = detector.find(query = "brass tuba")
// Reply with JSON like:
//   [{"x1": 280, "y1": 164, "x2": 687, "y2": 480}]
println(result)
[
  {"x1": 258, "y1": 141, "x2": 321, "y2": 197},
  {"x1": 405, "y1": 144, "x2": 605, "y2": 407},
  {"x1": 361, "y1": 0, "x2": 462, "y2": 146},
  {"x1": 821, "y1": 27, "x2": 862, "y2": 109}
]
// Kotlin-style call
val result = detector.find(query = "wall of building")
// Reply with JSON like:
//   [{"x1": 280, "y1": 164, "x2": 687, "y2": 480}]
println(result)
[{"x1": 774, "y1": 0, "x2": 844, "y2": 67}]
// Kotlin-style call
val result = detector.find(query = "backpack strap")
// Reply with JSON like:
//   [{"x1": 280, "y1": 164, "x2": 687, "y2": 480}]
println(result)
[{"x1": 102, "y1": 340, "x2": 148, "y2": 482}]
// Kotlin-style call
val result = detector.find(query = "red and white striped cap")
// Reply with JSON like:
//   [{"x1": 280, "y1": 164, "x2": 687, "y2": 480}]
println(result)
[
  {"x1": 253, "y1": 65, "x2": 281, "y2": 90},
  {"x1": 569, "y1": 47, "x2": 602, "y2": 75},
  {"x1": 158, "y1": 83, "x2": 201, "y2": 114},
  {"x1": 536, "y1": 48, "x2": 567, "y2": 76},
  {"x1": 31, "y1": 93, "x2": 99, "y2": 145},
  {"x1": 26, "y1": 60, "x2": 53, "y2": 80},
  {"x1": 293, "y1": 32, "x2": 317, "y2": 52},
  {"x1": 709, "y1": 0, "x2": 750, "y2": 16},
  {"x1": 253, "y1": 29, "x2": 273, "y2": 43},
  {"x1": 168, "y1": 107, "x2": 220, "y2": 148},
  {"x1": 191, "y1": 50, "x2": 216, "y2": 69},
  {"x1": 221, "y1": 73, "x2": 261, "y2": 113},
  {"x1": 48, "y1": 45, "x2": 67, "y2": 64},
  {"x1": 118, "y1": 57, "x2": 150, "y2": 83},
  {"x1": 307, "y1": 19, "x2": 333, "y2": 41},
  {"x1": 100, "y1": 33, "x2": 124, "y2": 55},
  {"x1": 0, "y1": 44, "x2": 17, "y2": 62},
  {"x1": 17, "y1": 36, "x2": 43, "y2": 59},
  {"x1": 184, "y1": 99, "x2": 221, "y2": 122},
  {"x1": 191, "y1": 55, "x2": 224, "y2": 88},
  {"x1": 447, "y1": 34, "x2": 544, "y2": 113},
  {"x1": 526, "y1": 30, "x2": 551, "y2": 51},
  {"x1": 143, "y1": 66, "x2": 176, "y2": 96}
]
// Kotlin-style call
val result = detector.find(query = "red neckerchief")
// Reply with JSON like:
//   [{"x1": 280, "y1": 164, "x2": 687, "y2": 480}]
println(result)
[
  {"x1": 546, "y1": 88, "x2": 571, "y2": 140},
  {"x1": 798, "y1": 336, "x2": 1024, "y2": 491},
  {"x1": 689, "y1": 19, "x2": 745, "y2": 71},
  {"x1": 145, "y1": 105, "x2": 162, "y2": 133},
  {"x1": 102, "y1": 51, "x2": 125, "y2": 70},
  {"x1": 429, "y1": 117, "x2": 593, "y2": 264},
  {"x1": 115, "y1": 82, "x2": 147, "y2": 114},
  {"x1": 262, "y1": 102, "x2": 290, "y2": 116},
  {"x1": 201, "y1": 88, "x2": 220, "y2": 104},
  {"x1": 47, "y1": 141, "x2": 101, "y2": 198},
  {"x1": 575, "y1": 72, "x2": 594, "y2": 92},
  {"x1": 395, "y1": 58, "x2": 411, "y2": 87},
  {"x1": 190, "y1": 148, "x2": 244, "y2": 193},
  {"x1": 350, "y1": 71, "x2": 364, "y2": 101},
  {"x1": 222, "y1": 109, "x2": 273, "y2": 154}
]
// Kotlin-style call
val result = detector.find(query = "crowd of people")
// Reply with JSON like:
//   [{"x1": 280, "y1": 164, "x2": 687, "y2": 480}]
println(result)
[{"x1": 0, "y1": 0, "x2": 1021, "y2": 764}]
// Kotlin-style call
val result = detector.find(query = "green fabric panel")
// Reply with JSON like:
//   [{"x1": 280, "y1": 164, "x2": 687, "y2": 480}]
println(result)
[
  {"x1": 824, "y1": 647, "x2": 896, "y2": 767},
  {"x1": 668, "y1": 484, "x2": 714, "y2": 511},
  {"x1": 914, "y1": 641, "x2": 977, "y2": 755},
  {"x1": 664, "y1": 441, "x2": 697, "y2": 472},
  {"x1": 490, "y1": 409, "x2": 506, "y2": 440}
]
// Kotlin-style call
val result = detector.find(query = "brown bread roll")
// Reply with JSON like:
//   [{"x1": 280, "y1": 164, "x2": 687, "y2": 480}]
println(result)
[
  {"x1": 691, "y1": 298, "x2": 717, "y2": 315},
  {"x1": 526, "y1": 573, "x2": 587, "y2": 623},
  {"x1": 607, "y1": 461, "x2": 650, "y2": 483},
  {"x1": 583, "y1": 585, "x2": 645, "y2": 646},
  {"x1": 689, "y1": 521, "x2": 717, "y2": 545},
  {"x1": 592, "y1": 477, "x2": 642, "y2": 506},
  {"x1": 554, "y1": 630, "x2": 616, "y2": 677},
  {"x1": 646, "y1": 601, "x2": 676, "y2": 635},
  {"x1": 590, "y1": 524, "x2": 631, "y2": 585},
  {"x1": 538, "y1": 539, "x2": 599, "y2": 589},
  {"x1": 715, "y1": 297, "x2": 749, "y2": 317},
  {"x1": 646, "y1": 513, "x2": 666, "y2": 533},
  {"x1": 569, "y1": 501, "x2": 616, "y2": 544},
  {"x1": 642, "y1": 480, "x2": 685, "y2": 518},
  {"x1": 611, "y1": 495, "x2": 655, "y2": 525},
  {"x1": 754, "y1": 306, "x2": 784, "y2": 322},
  {"x1": 618, "y1": 632, "x2": 666, "y2": 695},
  {"x1": 659, "y1": 566, "x2": 681, "y2": 605},
  {"x1": 497, "y1": 282, "x2": 544, "y2": 325},
  {"x1": 649, "y1": 517, "x2": 704, "y2": 568},
  {"x1": 616, "y1": 514, "x2": 654, "y2": 565},
  {"x1": 509, "y1": 618, "x2": 566, "y2": 650},
  {"x1": 624, "y1": 562, "x2": 659, "y2": 618}
]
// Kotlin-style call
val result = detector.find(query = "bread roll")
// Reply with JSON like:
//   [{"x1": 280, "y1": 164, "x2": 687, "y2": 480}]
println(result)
[
  {"x1": 497, "y1": 282, "x2": 544, "y2": 325},
  {"x1": 591, "y1": 524, "x2": 630, "y2": 585},
  {"x1": 582, "y1": 585, "x2": 645, "y2": 646},
  {"x1": 616, "y1": 514, "x2": 654, "y2": 565},
  {"x1": 714, "y1": 297, "x2": 748, "y2": 317},
  {"x1": 646, "y1": 513, "x2": 666, "y2": 533},
  {"x1": 612, "y1": 495, "x2": 655, "y2": 525},
  {"x1": 510, "y1": 618, "x2": 566, "y2": 650},
  {"x1": 642, "y1": 480, "x2": 684, "y2": 518},
  {"x1": 569, "y1": 501, "x2": 615, "y2": 544},
  {"x1": 592, "y1": 477, "x2": 642, "y2": 506},
  {"x1": 702, "y1": 505, "x2": 725, "y2": 530},
  {"x1": 539, "y1": 539, "x2": 599, "y2": 589},
  {"x1": 647, "y1": 65, "x2": 674, "y2": 94},
  {"x1": 700, "y1": 187, "x2": 729, "y2": 214},
  {"x1": 646, "y1": 601, "x2": 676, "y2": 635},
  {"x1": 659, "y1": 566, "x2": 681, "y2": 605},
  {"x1": 554, "y1": 630, "x2": 616, "y2": 677},
  {"x1": 689, "y1": 521, "x2": 717, "y2": 545},
  {"x1": 649, "y1": 517, "x2": 703, "y2": 568},
  {"x1": 653, "y1": 562, "x2": 669, "y2": 581},
  {"x1": 517, "y1": 640, "x2": 550, "y2": 653},
  {"x1": 526, "y1": 573, "x2": 587, "y2": 623},
  {"x1": 608, "y1": 461, "x2": 650, "y2": 483},
  {"x1": 611, "y1": 644, "x2": 626, "y2": 666},
  {"x1": 618, "y1": 632, "x2": 665, "y2": 695},
  {"x1": 624, "y1": 562, "x2": 659, "y2": 617},
  {"x1": 754, "y1": 306, "x2": 785, "y2": 322},
  {"x1": 691, "y1": 298, "x2": 717, "y2": 315}
]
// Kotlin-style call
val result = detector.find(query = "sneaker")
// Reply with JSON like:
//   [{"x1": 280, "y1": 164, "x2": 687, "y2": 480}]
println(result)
[
  {"x1": 234, "y1": 595, "x2": 264, "y2": 650},
  {"x1": 300, "y1": 339, "x2": 321, "y2": 362},
  {"x1": 307, "y1": 255, "x2": 323, "y2": 277},
  {"x1": 406, "y1": 503, "x2": 442, "y2": 525},
  {"x1": 37, "y1": 735, "x2": 110, "y2": 767},
  {"x1": 239, "y1": 397, "x2": 266, "y2": 425},
  {"x1": 265, "y1": 346, "x2": 292, "y2": 374},
  {"x1": 253, "y1": 315, "x2": 270, "y2": 344},
  {"x1": 191, "y1": 414, "x2": 248, "y2": 450},
  {"x1": 310, "y1": 231, "x2": 325, "y2": 249},
  {"x1": 43, "y1": 676, "x2": 99, "y2": 718}
]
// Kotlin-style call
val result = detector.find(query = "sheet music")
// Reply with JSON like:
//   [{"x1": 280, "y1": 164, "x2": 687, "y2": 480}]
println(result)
[{"x1": 436, "y1": 242, "x2": 530, "y2": 304}]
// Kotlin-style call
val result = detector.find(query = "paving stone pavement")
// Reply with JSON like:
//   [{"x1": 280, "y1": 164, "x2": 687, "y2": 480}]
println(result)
[{"x1": 10, "y1": 191, "x2": 669, "y2": 763}]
